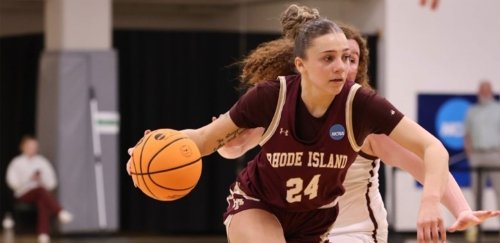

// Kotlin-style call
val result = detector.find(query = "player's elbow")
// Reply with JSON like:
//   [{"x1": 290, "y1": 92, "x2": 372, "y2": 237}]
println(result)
[
  {"x1": 425, "y1": 138, "x2": 449, "y2": 164},
  {"x1": 218, "y1": 147, "x2": 244, "y2": 159}
]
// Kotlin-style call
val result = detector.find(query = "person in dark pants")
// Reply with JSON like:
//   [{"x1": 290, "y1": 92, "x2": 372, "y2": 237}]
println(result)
[{"x1": 6, "y1": 135, "x2": 73, "y2": 243}]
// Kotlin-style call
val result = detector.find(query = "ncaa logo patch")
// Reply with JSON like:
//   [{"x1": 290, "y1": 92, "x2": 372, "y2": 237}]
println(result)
[{"x1": 329, "y1": 124, "x2": 345, "y2": 141}]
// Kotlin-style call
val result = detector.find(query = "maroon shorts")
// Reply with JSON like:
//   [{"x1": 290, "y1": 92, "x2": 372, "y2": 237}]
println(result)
[{"x1": 223, "y1": 182, "x2": 338, "y2": 243}]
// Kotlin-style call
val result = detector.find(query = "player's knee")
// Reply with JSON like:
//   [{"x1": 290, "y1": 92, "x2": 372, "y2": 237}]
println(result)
[{"x1": 227, "y1": 209, "x2": 285, "y2": 243}]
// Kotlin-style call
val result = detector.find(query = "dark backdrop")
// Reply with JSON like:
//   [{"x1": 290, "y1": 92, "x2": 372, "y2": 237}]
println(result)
[
  {"x1": 0, "y1": 30, "x2": 378, "y2": 234},
  {"x1": 114, "y1": 30, "x2": 279, "y2": 234},
  {"x1": 0, "y1": 34, "x2": 44, "y2": 217}
]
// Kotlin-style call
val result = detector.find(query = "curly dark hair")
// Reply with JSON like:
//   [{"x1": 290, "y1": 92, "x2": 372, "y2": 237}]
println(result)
[{"x1": 240, "y1": 38, "x2": 295, "y2": 89}]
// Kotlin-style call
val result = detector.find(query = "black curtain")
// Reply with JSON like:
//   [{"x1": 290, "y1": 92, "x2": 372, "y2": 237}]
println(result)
[
  {"x1": 114, "y1": 30, "x2": 278, "y2": 234},
  {"x1": 0, "y1": 34, "x2": 44, "y2": 217},
  {"x1": 0, "y1": 30, "x2": 378, "y2": 234}
]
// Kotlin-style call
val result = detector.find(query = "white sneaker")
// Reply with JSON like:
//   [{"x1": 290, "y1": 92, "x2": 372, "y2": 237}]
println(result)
[
  {"x1": 38, "y1": 233, "x2": 50, "y2": 243},
  {"x1": 465, "y1": 225, "x2": 478, "y2": 242},
  {"x1": 2, "y1": 214, "x2": 15, "y2": 229},
  {"x1": 58, "y1": 210, "x2": 73, "y2": 224}
]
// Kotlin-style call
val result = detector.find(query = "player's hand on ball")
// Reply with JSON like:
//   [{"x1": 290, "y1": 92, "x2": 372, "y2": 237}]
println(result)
[
  {"x1": 417, "y1": 199, "x2": 446, "y2": 243},
  {"x1": 448, "y1": 210, "x2": 500, "y2": 232}
]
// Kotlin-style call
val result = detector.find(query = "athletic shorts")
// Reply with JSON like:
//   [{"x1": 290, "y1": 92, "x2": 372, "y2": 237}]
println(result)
[{"x1": 223, "y1": 182, "x2": 339, "y2": 243}]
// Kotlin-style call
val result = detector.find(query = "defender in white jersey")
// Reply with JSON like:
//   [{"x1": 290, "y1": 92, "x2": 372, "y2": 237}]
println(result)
[{"x1": 330, "y1": 154, "x2": 388, "y2": 242}]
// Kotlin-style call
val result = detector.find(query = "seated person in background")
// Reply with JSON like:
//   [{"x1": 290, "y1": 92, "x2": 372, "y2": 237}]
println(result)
[{"x1": 6, "y1": 135, "x2": 73, "y2": 243}]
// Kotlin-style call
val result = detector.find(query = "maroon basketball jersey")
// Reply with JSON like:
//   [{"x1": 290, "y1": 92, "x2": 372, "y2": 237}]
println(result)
[{"x1": 229, "y1": 75, "x2": 403, "y2": 212}]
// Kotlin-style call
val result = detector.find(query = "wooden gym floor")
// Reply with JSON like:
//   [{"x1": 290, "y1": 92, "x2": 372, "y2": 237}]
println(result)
[{"x1": 1, "y1": 230, "x2": 500, "y2": 243}]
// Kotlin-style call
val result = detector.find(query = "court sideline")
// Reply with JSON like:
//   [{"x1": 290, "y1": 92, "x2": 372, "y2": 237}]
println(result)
[{"x1": 2, "y1": 230, "x2": 500, "y2": 243}]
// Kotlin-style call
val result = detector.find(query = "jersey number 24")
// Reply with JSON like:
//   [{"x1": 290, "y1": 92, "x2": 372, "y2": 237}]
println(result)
[{"x1": 286, "y1": 174, "x2": 321, "y2": 203}]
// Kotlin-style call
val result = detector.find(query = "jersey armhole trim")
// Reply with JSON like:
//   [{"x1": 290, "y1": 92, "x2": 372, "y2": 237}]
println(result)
[
  {"x1": 259, "y1": 76, "x2": 287, "y2": 146},
  {"x1": 346, "y1": 83, "x2": 362, "y2": 152}
]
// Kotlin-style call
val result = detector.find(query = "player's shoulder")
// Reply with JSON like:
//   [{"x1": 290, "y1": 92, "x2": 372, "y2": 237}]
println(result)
[
  {"x1": 251, "y1": 77, "x2": 280, "y2": 94},
  {"x1": 353, "y1": 84, "x2": 376, "y2": 98},
  {"x1": 255, "y1": 74, "x2": 299, "y2": 88},
  {"x1": 350, "y1": 84, "x2": 379, "y2": 109},
  {"x1": 250, "y1": 74, "x2": 299, "y2": 97}
]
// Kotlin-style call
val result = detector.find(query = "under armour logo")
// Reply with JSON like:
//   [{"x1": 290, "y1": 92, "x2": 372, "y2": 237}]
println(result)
[
  {"x1": 390, "y1": 110, "x2": 395, "y2": 115},
  {"x1": 279, "y1": 128, "x2": 289, "y2": 136}
]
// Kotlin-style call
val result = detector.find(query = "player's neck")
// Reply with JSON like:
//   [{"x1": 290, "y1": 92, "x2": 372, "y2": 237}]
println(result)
[{"x1": 300, "y1": 85, "x2": 335, "y2": 118}]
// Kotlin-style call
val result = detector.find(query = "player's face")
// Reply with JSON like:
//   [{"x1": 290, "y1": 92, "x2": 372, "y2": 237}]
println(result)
[
  {"x1": 295, "y1": 32, "x2": 349, "y2": 96},
  {"x1": 346, "y1": 39, "x2": 360, "y2": 82}
]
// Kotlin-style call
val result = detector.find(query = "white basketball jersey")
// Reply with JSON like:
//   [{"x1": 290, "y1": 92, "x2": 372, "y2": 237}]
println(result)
[{"x1": 329, "y1": 154, "x2": 388, "y2": 243}]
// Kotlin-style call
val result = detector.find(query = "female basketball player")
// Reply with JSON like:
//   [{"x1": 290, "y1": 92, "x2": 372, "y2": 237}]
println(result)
[
  {"x1": 128, "y1": 9, "x2": 450, "y2": 243},
  {"x1": 214, "y1": 7, "x2": 500, "y2": 241}
]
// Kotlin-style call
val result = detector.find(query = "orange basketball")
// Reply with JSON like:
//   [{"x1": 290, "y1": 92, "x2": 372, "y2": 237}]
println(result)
[{"x1": 130, "y1": 129, "x2": 202, "y2": 201}]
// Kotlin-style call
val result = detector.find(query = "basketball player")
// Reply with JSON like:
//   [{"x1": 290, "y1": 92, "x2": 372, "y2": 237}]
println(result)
[
  {"x1": 213, "y1": 5, "x2": 499, "y2": 242},
  {"x1": 128, "y1": 18, "x2": 449, "y2": 243}
]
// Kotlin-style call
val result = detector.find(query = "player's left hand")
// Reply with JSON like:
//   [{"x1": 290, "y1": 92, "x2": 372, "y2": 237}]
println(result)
[
  {"x1": 417, "y1": 199, "x2": 446, "y2": 243},
  {"x1": 448, "y1": 210, "x2": 500, "y2": 232}
]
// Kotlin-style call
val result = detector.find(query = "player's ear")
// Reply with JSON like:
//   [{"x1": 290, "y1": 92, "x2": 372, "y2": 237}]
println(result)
[{"x1": 295, "y1": 57, "x2": 305, "y2": 74}]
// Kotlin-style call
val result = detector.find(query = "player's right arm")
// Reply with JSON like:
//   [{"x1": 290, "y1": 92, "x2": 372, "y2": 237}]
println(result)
[
  {"x1": 126, "y1": 79, "x2": 278, "y2": 176},
  {"x1": 182, "y1": 113, "x2": 245, "y2": 157},
  {"x1": 216, "y1": 127, "x2": 264, "y2": 159},
  {"x1": 125, "y1": 117, "x2": 244, "y2": 178}
]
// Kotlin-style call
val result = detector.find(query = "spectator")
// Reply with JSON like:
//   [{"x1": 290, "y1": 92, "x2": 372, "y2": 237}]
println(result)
[
  {"x1": 464, "y1": 80, "x2": 500, "y2": 240},
  {"x1": 6, "y1": 135, "x2": 73, "y2": 243}
]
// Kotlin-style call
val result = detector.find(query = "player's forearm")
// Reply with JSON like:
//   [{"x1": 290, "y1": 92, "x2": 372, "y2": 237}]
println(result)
[
  {"x1": 218, "y1": 127, "x2": 263, "y2": 159},
  {"x1": 182, "y1": 126, "x2": 244, "y2": 157},
  {"x1": 441, "y1": 173, "x2": 471, "y2": 218},
  {"x1": 421, "y1": 143, "x2": 449, "y2": 202},
  {"x1": 181, "y1": 128, "x2": 216, "y2": 157}
]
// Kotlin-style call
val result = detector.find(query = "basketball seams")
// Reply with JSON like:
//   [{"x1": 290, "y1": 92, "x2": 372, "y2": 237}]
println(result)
[
  {"x1": 132, "y1": 157, "x2": 201, "y2": 175},
  {"x1": 146, "y1": 136, "x2": 188, "y2": 173},
  {"x1": 146, "y1": 136, "x2": 200, "y2": 192},
  {"x1": 138, "y1": 133, "x2": 158, "y2": 199},
  {"x1": 144, "y1": 159, "x2": 200, "y2": 190},
  {"x1": 147, "y1": 160, "x2": 202, "y2": 192}
]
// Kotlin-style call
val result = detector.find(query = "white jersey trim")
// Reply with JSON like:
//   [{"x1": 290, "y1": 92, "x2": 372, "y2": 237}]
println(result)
[
  {"x1": 259, "y1": 76, "x2": 287, "y2": 146},
  {"x1": 346, "y1": 83, "x2": 362, "y2": 152}
]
